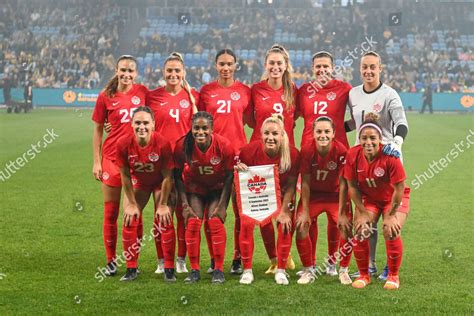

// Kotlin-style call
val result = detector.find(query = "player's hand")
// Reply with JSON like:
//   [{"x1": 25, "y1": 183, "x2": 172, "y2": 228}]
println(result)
[
  {"x1": 234, "y1": 161, "x2": 249, "y2": 172},
  {"x1": 210, "y1": 205, "x2": 227, "y2": 222},
  {"x1": 295, "y1": 211, "x2": 311, "y2": 233},
  {"x1": 383, "y1": 214, "x2": 401, "y2": 239},
  {"x1": 354, "y1": 211, "x2": 371, "y2": 237},
  {"x1": 155, "y1": 204, "x2": 172, "y2": 226},
  {"x1": 277, "y1": 211, "x2": 292, "y2": 234},
  {"x1": 104, "y1": 122, "x2": 112, "y2": 133},
  {"x1": 382, "y1": 136, "x2": 403, "y2": 158},
  {"x1": 123, "y1": 204, "x2": 140, "y2": 227},
  {"x1": 338, "y1": 213, "x2": 353, "y2": 236},
  {"x1": 93, "y1": 162, "x2": 102, "y2": 181}
]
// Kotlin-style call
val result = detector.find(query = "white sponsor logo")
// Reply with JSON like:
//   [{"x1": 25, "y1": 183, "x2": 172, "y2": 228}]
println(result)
[
  {"x1": 262, "y1": 96, "x2": 270, "y2": 101},
  {"x1": 210, "y1": 94, "x2": 218, "y2": 98},
  {"x1": 112, "y1": 101, "x2": 120, "y2": 106},
  {"x1": 160, "y1": 102, "x2": 168, "y2": 106}
]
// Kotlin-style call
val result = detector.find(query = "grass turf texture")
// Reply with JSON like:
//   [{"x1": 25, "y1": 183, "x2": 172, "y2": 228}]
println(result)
[{"x1": 0, "y1": 109, "x2": 472, "y2": 315}]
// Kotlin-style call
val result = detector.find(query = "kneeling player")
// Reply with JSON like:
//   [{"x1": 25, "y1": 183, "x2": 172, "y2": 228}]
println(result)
[
  {"x1": 116, "y1": 106, "x2": 175, "y2": 282},
  {"x1": 236, "y1": 114, "x2": 300, "y2": 285},
  {"x1": 344, "y1": 113, "x2": 410, "y2": 290},
  {"x1": 295, "y1": 116, "x2": 353, "y2": 285},
  {"x1": 174, "y1": 111, "x2": 234, "y2": 284}
]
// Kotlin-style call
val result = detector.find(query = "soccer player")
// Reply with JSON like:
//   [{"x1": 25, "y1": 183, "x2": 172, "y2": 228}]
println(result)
[
  {"x1": 343, "y1": 113, "x2": 410, "y2": 290},
  {"x1": 246, "y1": 44, "x2": 298, "y2": 274},
  {"x1": 174, "y1": 111, "x2": 234, "y2": 284},
  {"x1": 115, "y1": 106, "x2": 175, "y2": 282},
  {"x1": 295, "y1": 116, "x2": 353, "y2": 285},
  {"x1": 92, "y1": 55, "x2": 148, "y2": 276},
  {"x1": 147, "y1": 52, "x2": 199, "y2": 274},
  {"x1": 297, "y1": 51, "x2": 352, "y2": 148},
  {"x1": 236, "y1": 114, "x2": 300, "y2": 285},
  {"x1": 198, "y1": 48, "x2": 252, "y2": 275},
  {"x1": 346, "y1": 51, "x2": 409, "y2": 280}
]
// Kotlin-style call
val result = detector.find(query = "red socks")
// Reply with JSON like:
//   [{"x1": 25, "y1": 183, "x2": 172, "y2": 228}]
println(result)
[
  {"x1": 386, "y1": 237, "x2": 403, "y2": 276},
  {"x1": 122, "y1": 216, "x2": 140, "y2": 268},
  {"x1": 338, "y1": 238, "x2": 354, "y2": 268},
  {"x1": 277, "y1": 224, "x2": 293, "y2": 269},
  {"x1": 296, "y1": 236, "x2": 313, "y2": 268},
  {"x1": 186, "y1": 218, "x2": 202, "y2": 270},
  {"x1": 239, "y1": 218, "x2": 255, "y2": 270},
  {"x1": 353, "y1": 238, "x2": 370, "y2": 277},
  {"x1": 203, "y1": 209, "x2": 215, "y2": 260},
  {"x1": 327, "y1": 220, "x2": 340, "y2": 265},
  {"x1": 309, "y1": 220, "x2": 318, "y2": 266},
  {"x1": 175, "y1": 205, "x2": 186, "y2": 258},
  {"x1": 103, "y1": 201, "x2": 120, "y2": 263},
  {"x1": 208, "y1": 217, "x2": 226, "y2": 271},
  {"x1": 232, "y1": 196, "x2": 241, "y2": 260},
  {"x1": 160, "y1": 222, "x2": 176, "y2": 269},
  {"x1": 153, "y1": 217, "x2": 164, "y2": 260},
  {"x1": 260, "y1": 221, "x2": 277, "y2": 260}
]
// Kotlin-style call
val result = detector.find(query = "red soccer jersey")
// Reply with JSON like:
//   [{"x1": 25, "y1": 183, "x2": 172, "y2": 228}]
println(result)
[
  {"x1": 92, "y1": 84, "x2": 148, "y2": 160},
  {"x1": 147, "y1": 87, "x2": 199, "y2": 149},
  {"x1": 174, "y1": 134, "x2": 235, "y2": 193},
  {"x1": 299, "y1": 139, "x2": 348, "y2": 201},
  {"x1": 115, "y1": 132, "x2": 174, "y2": 188},
  {"x1": 298, "y1": 79, "x2": 352, "y2": 148},
  {"x1": 343, "y1": 145, "x2": 406, "y2": 202},
  {"x1": 248, "y1": 80, "x2": 298, "y2": 146},
  {"x1": 198, "y1": 80, "x2": 251, "y2": 153},
  {"x1": 238, "y1": 141, "x2": 300, "y2": 193}
]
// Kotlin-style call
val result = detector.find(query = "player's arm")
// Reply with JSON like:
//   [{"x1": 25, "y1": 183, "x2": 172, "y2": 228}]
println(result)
[
  {"x1": 383, "y1": 91, "x2": 409, "y2": 157},
  {"x1": 211, "y1": 170, "x2": 234, "y2": 222},
  {"x1": 337, "y1": 176, "x2": 352, "y2": 234},
  {"x1": 156, "y1": 168, "x2": 173, "y2": 226},
  {"x1": 344, "y1": 97, "x2": 356, "y2": 132},
  {"x1": 277, "y1": 175, "x2": 297, "y2": 233},
  {"x1": 295, "y1": 174, "x2": 311, "y2": 232},
  {"x1": 384, "y1": 181, "x2": 404, "y2": 238},
  {"x1": 346, "y1": 178, "x2": 371, "y2": 234},
  {"x1": 173, "y1": 167, "x2": 198, "y2": 222},
  {"x1": 92, "y1": 122, "x2": 104, "y2": 180},
  {"x1": 119, "y1": 166, "x2": 140, "y2": 227}
]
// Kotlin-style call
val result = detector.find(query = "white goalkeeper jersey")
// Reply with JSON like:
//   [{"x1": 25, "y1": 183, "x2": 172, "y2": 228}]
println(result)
[{"x1": 348, "y1": 83, "x2": 408, "y2": 145}]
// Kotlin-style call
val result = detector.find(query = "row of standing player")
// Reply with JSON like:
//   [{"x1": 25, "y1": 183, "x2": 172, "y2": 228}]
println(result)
[{"x1": 92, "y1": 45, "x2": 409, "y2": 288}]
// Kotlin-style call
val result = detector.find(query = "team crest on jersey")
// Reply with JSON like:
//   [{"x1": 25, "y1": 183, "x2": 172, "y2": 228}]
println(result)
[
  {"x1": 131, "y1": 96, "x2": 141, "y2": 105},
  {"x1": 148, "y1": 152, "x2": 159, "y2": 162},
  {"x1": 327, "y1": 92, "x2": 336, "y2": 101},
  {"x1": 230, "y1": 92, "x2": 241, "y2": 101},
  {"x1": 374, "y1": 167, "x2": 385, "y2": 177},
  {"x1": 131, "y1": 177, "x2": 138, "y2": 185},
  {"x1": 247, "y1": 174, "x2": 267, "y2": 194},
  {"x1": 180, "y1": 99, "x2": 190, "y2": 108},
  {"x1": 210, "y1": 156, "x2": 221, "y2": 165},
  {"x1": 102, "y1": 172, "x2": 110, "y2": 180},
  {"x1": 373, "y1": 103, "x2": 382, "y2": 112},
  {"x1": 327, "y1": 161, "x2": 337, "y2": 170}
]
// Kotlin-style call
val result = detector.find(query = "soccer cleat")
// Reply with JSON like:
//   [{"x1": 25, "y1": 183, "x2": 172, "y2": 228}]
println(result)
[
  {"x1": 239, "y1": 269, "x2": 254, "y2": 285},
  {"x1": 154, "y1": 259, "x2": 164, "y2": 274},
  {"x1": 184, "y1": 269, "x2": 200, "y2": 284},
  {"x1": 176, "y1": 257, "x2": 188, "y2": 274},
  {"x1": 286, "y1": 255, "x2": 296, "y2": 270},
  {"x1": 207, "y1": 259, "x2": 215, "y2": 274},
  {"x1": 120, "y1": 268, "x2": 138, "y2": 281},
  {"x1": 338, "y1": 268, "x2": 352, "y2": 285},
  {"x1": 104, "y1": 261, "x2": 117, "y2": 277},
  {"x1": 265, "y1": 263, "x2": 278, "y2": 275},
  {"x1": 383, "y1": 274, "x2": 400, "y2": 290},
  {"x1": 230, "y1": 259, "x2": 243, "y2": 275},
  {"x1": 297, "y1": 269, "x2": 316, "y2": 285},
  {"x1": 326, "y1": 264, "x2": 338, "y2": 277},
  {"x1": 211, "y1": 269, "x2": 225, "y2": 284},
  {"x1": 378, "y1": 265, "x2": 389, "y2": 281},
  {"x1": 352, "y1": 275, "x2": 371, "y2": 289},
  {"x1": 164, "y1": 268, "x2": 176, "y2": 282},
  {"x1": 350, "y1": 266, "x2": 378, "y2": 278},
  {"x1": 275, "y1": 270, "x2": 290, "y2": 285}
]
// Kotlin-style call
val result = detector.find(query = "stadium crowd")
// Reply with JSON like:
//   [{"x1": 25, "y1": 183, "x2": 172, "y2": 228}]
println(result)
[{"x1": 1, "y1": 0, "x2": 473, "y2": 92}]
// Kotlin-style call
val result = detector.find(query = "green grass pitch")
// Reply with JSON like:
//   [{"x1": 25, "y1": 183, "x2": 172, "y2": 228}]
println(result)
[{"x1": 0, "y1": 109, "x2": 472, "y2": 314}]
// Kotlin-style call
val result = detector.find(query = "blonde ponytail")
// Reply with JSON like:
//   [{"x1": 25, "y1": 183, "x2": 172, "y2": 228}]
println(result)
[
  {"x1": 261, "y1": 114, "x2": 291, "y2": 173},
  {"x1": 262, "y1": 44, "x2": 295, "y2": 110}
]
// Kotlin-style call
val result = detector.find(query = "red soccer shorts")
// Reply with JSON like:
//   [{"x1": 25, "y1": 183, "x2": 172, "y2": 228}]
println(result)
[
  {"x1": 101, "y1": 157, "x2": 121, "y2": 187},
  {"x1": 363, "y1": 187, "x2": 411, "y2": 215}
]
